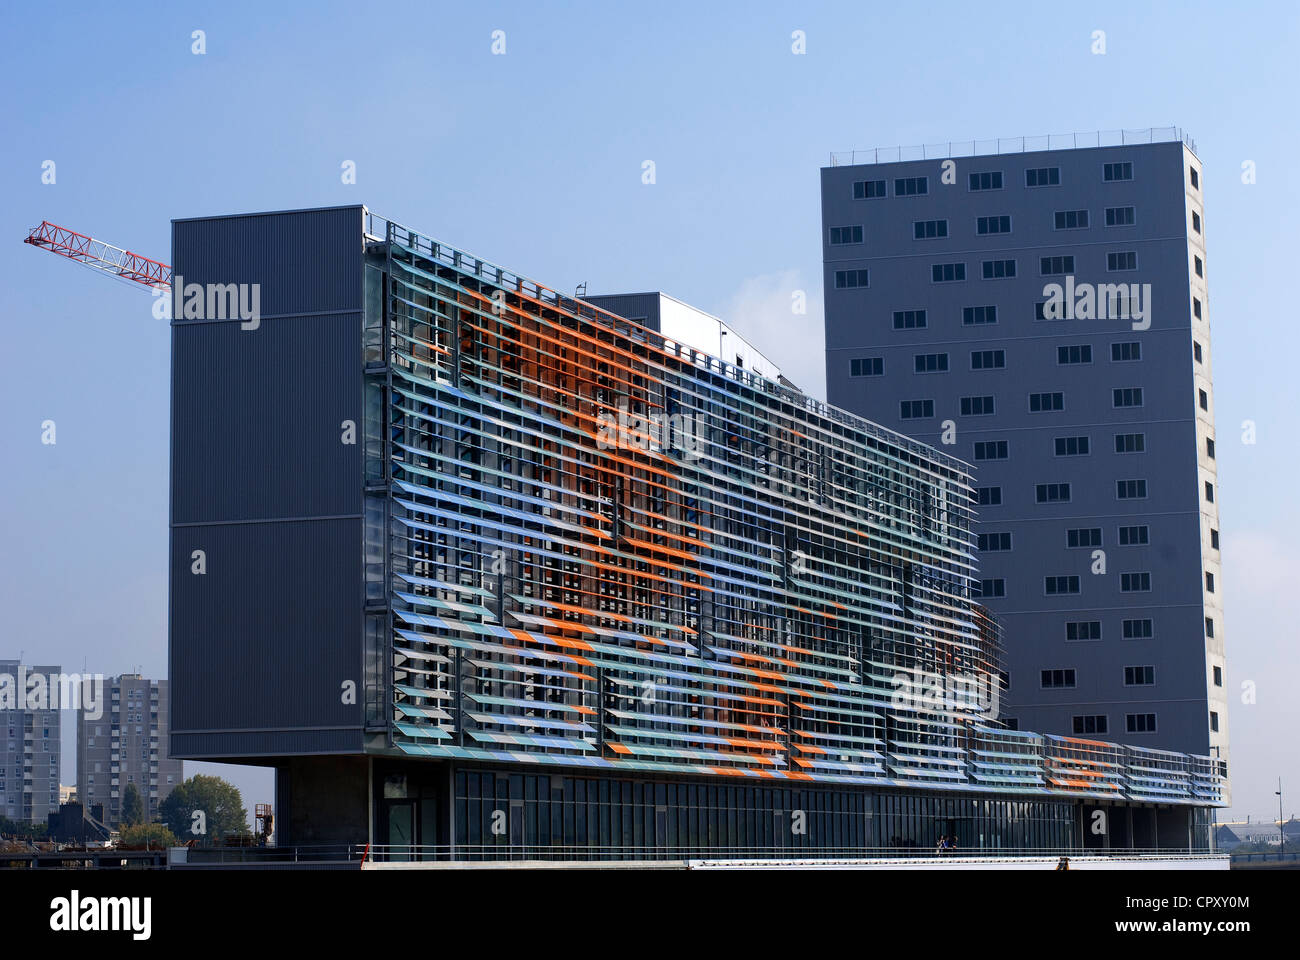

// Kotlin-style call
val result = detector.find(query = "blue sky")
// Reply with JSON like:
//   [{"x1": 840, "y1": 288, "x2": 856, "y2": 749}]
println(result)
[{"x1": 1, "y1": 0, "x2": 1296, "y2": 825}]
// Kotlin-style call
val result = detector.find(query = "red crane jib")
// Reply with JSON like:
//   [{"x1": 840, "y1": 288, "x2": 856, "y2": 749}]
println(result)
[{"x1": 24, "y1": 220, "x2": 172, "y2": 289}]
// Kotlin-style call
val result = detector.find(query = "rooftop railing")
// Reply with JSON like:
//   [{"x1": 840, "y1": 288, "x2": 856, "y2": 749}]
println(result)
[{"x1": 828, "y1": 126, "x2": 1197, "y2": 167}]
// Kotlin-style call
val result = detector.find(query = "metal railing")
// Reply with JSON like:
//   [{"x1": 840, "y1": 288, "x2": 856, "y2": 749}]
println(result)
[
  {"x1": 361, "y1": 208, "x2": 975, "y2": 473},
  {"x1": 357, "y1": 843, "x2": 1221, "y2": 864},
  {"x1": 828, "y1": 126, "x2": 1197, "y2": 167}
]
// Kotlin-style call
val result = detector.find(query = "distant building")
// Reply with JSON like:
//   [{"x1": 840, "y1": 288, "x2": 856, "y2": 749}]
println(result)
[
  {"x1": 582, "y1": 292, "x2": 782, "y2": 382},
  {"x1": 1214, "y1": 817, "x2": 1300, "y2": 848},
  {"x1": 0, "y1": 660, "x2": 62, "y2": 824},
  {"x1": 77, "y1": 674, "x2": 182, "y2": 828},
  {"x1": 46, "y1": 800, "x2": 110, "y2": 844}
]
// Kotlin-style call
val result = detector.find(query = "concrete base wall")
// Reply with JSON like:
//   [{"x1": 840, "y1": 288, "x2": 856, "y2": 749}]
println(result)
[{"x1": 277, "y1": 756, "x2": 369, "y2": 846}]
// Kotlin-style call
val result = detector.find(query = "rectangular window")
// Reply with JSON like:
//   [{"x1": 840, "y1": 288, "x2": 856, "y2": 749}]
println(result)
[
  {"x1": 1205, "y1": 481, "x2": 1215, "y2": 503},
  {"x1": 1029, "y1": 391, "x2": 1064, "y2": 412},
  {"x1": 977, "y1": 578, "x2": 1006, "y2": 598},
  {"x1": 1057, "y1": 344, "x2": 1092, "y2": 365},
  {"x1": 829, "y1": 225, "x2": 864, "y2": 245},
  {"x1": 1073, "y1": 714, "x2": 1108, "y2": 734},
  {"x1": 1195, "y1": 255, "x2": 1204, "y2": 277},
  {"x1": 1194, "y1": 341, "x2": 1203, "y2": 362},
  {"x1": 982, "y1": 258, "x2": 1016, "y2": 278},
  {"x1": 969, "y1": 170, "x2": 1004, "y2": 191},
  {"x1": 1123, "y1": 618, "x2": 1154, "y2": 639},
  {"x1": 914, "y1": 352, "x2": 949, "y2": 373},
  {"x1": 1126, "y1": 713, "x2": 1157, "y2": 733},
  {"x1": 1054, "y1": 209, "x2": 1089, "y2": 230},
  {"x1": 1045, "y1": 575, "x2": 1080, "y2": 595},
  {"x1": 834, "y1": 269, "x2": 870, "y2": 289},
  {"x1": 1066, "y1": 527, "x2": 1101, "y2": 548},
  {"x1": 1124, "y1": 665, "x2": 1155, "y2": 686},
  {"x1": 1107, "y1": 251, "x2": 1138, "y2": 271},
  {"x1": 1199, "y1": 388, "x2": 1209, "y2": 411},
  {"x1": 962, "y1": 305, "x2": 997, "y2": 325},
  {"x1": 977, "y1": 532, "x2": 1012, "y2": 551},
  {"x1": 1115, "y1": 432, "x2": 1145, "y2": 453},
  {"x1": 1066, "y1": 621, "x2": 1102, "y2": 641},
  {"x1": 1103, "y1": 161, "x2": 1134, "y2": 181},
  {"x1": 1193, "y1": 298, "x2": 1202, "y2": 319},
  {"x1": 1118, "y1": 525, "x2": 1149, "y2": 545},
  {"x1": 913, "y1": 219, "x2": 948, "y2": 239},
  {"x1": 895, "y1": 176, "x2": 928, "y2": 196},
  {"x1": 971, "y1": 349, "x2": 1005, "y2": 369},
  {"x1": 1190, "y1": 166, "x2": 1199, "y2": 189},
  {"x1": 973, "y1": 440, "x2": 1009, "y2": 461},
  {"x1": 1105, "y1": 205, "x2": 1136, "y2": 226},
  {"x1": 1036, "y1": 483, "x2": 1071, "y2": 503},
  {"x1": 853, "y1": 179, "x2": 887, "y2": 199},
  {"x1": 899, "y1": 399, "x2": 935, "y2": 419},
  {"x1": 1210, "y1": 528, "x2": 1219, "y2": 549},
  {"x1": 1206, "y1": 618, "x2": 1215, "y2": 639},
  {"x1": 1041, "y1": 668, "x2": 1077, "y2": 688},
  {"x1": 1116, "y1": 478, "x2": 1148, "y2": 500},
  {"x1": 976, "y1": 215, "x2": 1012, "y2": 235},
  {"x1": 893, "y1": 309, "x2": 927, "y2": 329},
  {"x1": 1113, "y1": 387, "x2": 1144, "y2": 407},
  {"x1": 1055, "y1": 436, "x2": 1090, "y2": 457},
  {"x1": 932, "y1": 262, "x2": 966, "y2": 283},
  {"x1": 976, "y1": 486, "x2": 1002, "y2": 506},
  {"x1": 1025, "y1": 166, "x2": 1061, "y2": 187},
  {"x1": 1040, "y1": 255, "x2": 1076, "y2": 275},
  {"x1": 960, "y1": 395, "x2": 995, "y2": 416},
  {"x1": 1121, "y1": 571, "x2": 1152, "y2": 592},
  {"x1": 1210, "y1": 711, "x2": 1219, "y2": 733},
  {"x1": 1192, "y1": 210, "x2": 1201, "y2": 233},
  {"x1": 849, "y1": 357, "x2": 883, "y2": 377},
  {"x1": 1213, "y1": 665, "x2": 1222, "y2": 686},
  {"x1": 1206, "y1": 571, "x2": 1215, "y2": 592}
]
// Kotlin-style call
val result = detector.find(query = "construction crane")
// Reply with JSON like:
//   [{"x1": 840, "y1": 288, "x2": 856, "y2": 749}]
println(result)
[{"x1": 23, "y1": 220, "x2": 171, "y2": 290}]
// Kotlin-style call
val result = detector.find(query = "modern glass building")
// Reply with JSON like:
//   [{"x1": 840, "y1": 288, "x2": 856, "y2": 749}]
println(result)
[{"x1": 168, "y1": 205, "x2": 1225, "y2": 859}]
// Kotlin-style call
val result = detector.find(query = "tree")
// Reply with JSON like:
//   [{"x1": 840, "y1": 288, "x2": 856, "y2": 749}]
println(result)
[
  {"x1": 159, "y1": 774, "x2": 248, "y2": 844},
  {"x1": 118, "y1": 823, "x2": 178, "y2": 849},
  {"x1": 121, "y1": 783, "x2": 145, "y2": 827}
]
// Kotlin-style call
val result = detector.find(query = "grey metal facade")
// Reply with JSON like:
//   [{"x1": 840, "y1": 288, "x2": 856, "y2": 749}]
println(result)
[
  {"x1": 821, "y1": 138, "x2": 1226, "y2": 764},
  {"x1": 169, "y1": 206, "x2": 368, "y2": 760}
]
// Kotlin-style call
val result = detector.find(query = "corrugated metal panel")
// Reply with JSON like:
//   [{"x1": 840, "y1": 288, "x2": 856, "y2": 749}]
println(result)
[
  {"x1": 171, "y1": 206, "x2": 363, "y2": 317},
  {"x1": 169, "y1": 518, "x2": 362, "y2": 740},
  {"x1": 169, "y1": 207, "x2": 366, "y2": 760},
  {"x1": 171, "y1": 729, "x2": 362, "y2": 760},
  {"x1": 171, "y1": 310, "x2": 363, "y2": 523},
  {"x1": 583, "y1": 292, "x2": 662, "y2": 329}
]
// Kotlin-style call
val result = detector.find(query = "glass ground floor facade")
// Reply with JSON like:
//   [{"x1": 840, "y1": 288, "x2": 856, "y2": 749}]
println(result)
[{"x1": 365, "y1": 758, "x2": 1215, "y2": 860}]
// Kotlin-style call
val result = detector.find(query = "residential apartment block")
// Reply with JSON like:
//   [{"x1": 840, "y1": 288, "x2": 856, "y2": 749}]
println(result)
[
  {"x1": 0, "y1": 660, "x2": 62, "y2": 824},
  {"x1": 77, "y1": 674, "x2": 182, "y2": 828}
]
